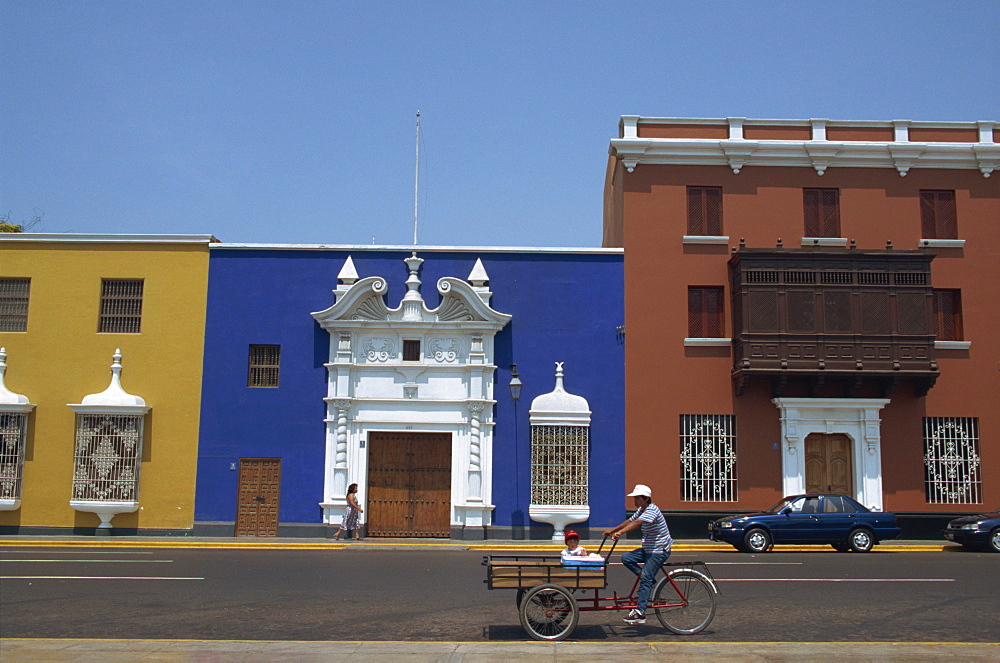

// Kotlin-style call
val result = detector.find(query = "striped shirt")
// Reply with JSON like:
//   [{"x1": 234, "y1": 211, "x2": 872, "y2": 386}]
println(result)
[{"x1": 629, "y1": 502, "x2": 673, "y2": 553}]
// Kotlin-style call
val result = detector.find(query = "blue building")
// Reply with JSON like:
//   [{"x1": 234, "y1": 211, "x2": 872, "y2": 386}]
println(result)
[{"x1": 195, "y1": 245, "x2": 624, "y2": 539}]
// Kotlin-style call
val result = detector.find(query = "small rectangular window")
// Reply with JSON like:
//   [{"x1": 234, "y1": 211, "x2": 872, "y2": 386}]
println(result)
[
  {"x1": 99, "y1": 279, "x2": 144, "y2": 334},
  {"x1": 0, "y1": 278, "x2": 31, "y2": 332},
  {"x1": 920, "y1": 190, "x2": 957, "y2": 239},
  {"x1": 932, "y1": 290, "x2": 963, "y2": 341},
  {"x1": 803, "y1": 188, "x2": 841, "y2": 238},
  {"x1": 248, "y1": 345, "x2": 280, "y2": 387},
  {"x1": 688, "y1": 286, "x2": 725, "y2": 337},
  {"x1": 402, "y1": 339, "x2": 421, "y2": 361},
  {"x1": 687, "y1": 186, "x2": 723, "y2": 235}
]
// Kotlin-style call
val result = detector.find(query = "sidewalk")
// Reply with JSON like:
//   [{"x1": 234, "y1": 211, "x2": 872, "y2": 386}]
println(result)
[
  {"x1": 0, "y1": 534, "x2": 955, "y2": 551},
  {"x1": 2, "y1": 638, "x2": 997, "y2": 661}
]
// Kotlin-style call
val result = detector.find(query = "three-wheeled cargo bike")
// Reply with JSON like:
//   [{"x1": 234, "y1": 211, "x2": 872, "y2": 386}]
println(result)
[{"x1": 483, "y1": 537, "x2": 718, "y2": 641}]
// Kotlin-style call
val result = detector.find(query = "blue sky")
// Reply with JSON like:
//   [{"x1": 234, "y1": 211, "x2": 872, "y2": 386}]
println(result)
[{"x1": 2, "y1": 1, "x2": 997, "y2": 247}]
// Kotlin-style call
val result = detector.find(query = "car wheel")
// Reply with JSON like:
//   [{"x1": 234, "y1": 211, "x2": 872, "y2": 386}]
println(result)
[
  {"x1": 831, "y1": 543, "x2": 850, "y2": 552},
  {"x1": 989, "y1": 528, "x2": 1000, "y2": 553},
  {"x1": 848, "y1": 528, "x2": 874, "y2": 553},
  {"x1": 743, "y1": 528, "x2": 771, "y2": 553}
]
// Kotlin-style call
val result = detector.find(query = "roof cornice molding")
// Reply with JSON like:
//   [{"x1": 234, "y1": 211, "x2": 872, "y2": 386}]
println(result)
[
  {"x1": 611, "y1": 137, "x2": 1000, "y2": 177},
  {"x1": 615, "y1": 116, "x2": 998, "y2": 177}
]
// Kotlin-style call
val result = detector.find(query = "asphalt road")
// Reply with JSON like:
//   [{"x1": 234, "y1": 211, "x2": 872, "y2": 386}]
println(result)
[{"x1": 1, "y1": 546, "x2": 997, "y2": 642}]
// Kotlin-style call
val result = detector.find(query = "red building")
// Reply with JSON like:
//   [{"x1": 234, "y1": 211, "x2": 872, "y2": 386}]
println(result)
[{"x1": 604, "y1": 115, "x2": 999, "y2": 536}]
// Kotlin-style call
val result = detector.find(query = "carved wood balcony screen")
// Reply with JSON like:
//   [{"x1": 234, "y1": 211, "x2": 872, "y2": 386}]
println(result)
[{"x1": 729, "y1": 248, "x2": 938, "y2": 397}]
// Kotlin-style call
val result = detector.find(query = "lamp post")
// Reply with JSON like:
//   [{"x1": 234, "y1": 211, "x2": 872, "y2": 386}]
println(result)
[{"x1": 509, "y1": 364, "x2": 523, "y2": 538}]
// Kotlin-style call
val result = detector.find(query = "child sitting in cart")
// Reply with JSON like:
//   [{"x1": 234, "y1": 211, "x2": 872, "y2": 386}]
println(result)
[{"x1": 561, "y1": 530, "x2": 587, "y2": 559}]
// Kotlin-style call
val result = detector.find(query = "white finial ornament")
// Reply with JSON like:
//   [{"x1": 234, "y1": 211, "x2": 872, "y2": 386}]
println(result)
[
  {"x1": 0, "y1": 347, "x2": 32, "y2": 406},
  {"x1": 79, "y1": 349, "x2": 147, "y2": 407}
]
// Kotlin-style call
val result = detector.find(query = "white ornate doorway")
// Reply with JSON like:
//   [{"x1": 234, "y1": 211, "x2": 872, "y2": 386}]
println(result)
[
  {"x1": 312, "y1": 254, "x2": 511, "y2": 538},
  {"x1": 772, "y1": 398, "x2": 890, "y2": 511}
]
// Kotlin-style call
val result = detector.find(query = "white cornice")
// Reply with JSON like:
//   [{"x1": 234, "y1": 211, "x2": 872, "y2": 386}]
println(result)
[
  {"x1": 611, "y1": 138, "x2": 1000, "y2": 177},
  {"x1": 614, "y1": 116, "x2": 998, "y2": 177},
  {"x1": 1, "y1": 233, "x2": 218, "y2": 244}
]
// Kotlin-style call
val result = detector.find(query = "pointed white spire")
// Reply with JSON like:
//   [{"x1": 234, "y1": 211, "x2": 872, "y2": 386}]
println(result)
[
  {"x1": 467, "y1": 258, "x2": 489, "y2": 286},
  {"x1": 0, "y1": 347, "x2": 31, "y2": 406},
  {"x1": 80, "y1": 349, "x2": 147, "y2": 407},
  {"x1": 467, "y1": 257, "x2": 493, "y2": 305},
  {"x1": 338, "y1": 255, "x2": 359, "y2": 285}
]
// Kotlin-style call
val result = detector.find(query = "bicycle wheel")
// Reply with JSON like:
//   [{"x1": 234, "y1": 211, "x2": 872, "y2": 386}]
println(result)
[
  {"x1": 517, "y1": 583, "x2": 579, "y2": 641},
  {"x1": 652, "y1": 569, "x2": 717, "y2": 634}
]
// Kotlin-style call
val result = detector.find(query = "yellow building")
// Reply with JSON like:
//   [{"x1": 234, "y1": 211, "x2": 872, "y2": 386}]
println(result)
[{"x1": 0, "y1": 234, "x2": 214, "y2": 533}]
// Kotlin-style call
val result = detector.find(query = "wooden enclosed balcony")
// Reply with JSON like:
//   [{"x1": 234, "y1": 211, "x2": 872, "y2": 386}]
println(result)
[{"x1": 729, "y1": 246, "x2": 939, "y2": 397}]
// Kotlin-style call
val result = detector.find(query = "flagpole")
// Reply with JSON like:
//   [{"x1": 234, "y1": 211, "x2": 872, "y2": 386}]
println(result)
[{"x1": 413, "y1": 111, "x2": 420, "y2": 246}]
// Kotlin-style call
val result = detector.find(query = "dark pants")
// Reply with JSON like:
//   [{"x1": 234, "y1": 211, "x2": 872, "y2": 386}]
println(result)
[{"x1": 622, "y1": 548, "x2": 670, "y2": 614}]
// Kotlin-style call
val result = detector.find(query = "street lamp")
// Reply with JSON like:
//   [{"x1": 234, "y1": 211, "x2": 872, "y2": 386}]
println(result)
[{"x1": 508, "y1": 364, "x2": 522, "y2": 401}]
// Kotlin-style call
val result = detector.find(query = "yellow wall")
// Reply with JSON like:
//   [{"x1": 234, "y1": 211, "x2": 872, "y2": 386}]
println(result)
[{"x1": 0, "y1": 238, "x2": 211, "y2": 530}]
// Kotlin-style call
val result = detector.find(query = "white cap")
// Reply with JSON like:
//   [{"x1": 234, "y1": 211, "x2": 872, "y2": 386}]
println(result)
[{"x1": 627, "y1": 484, "x2": 652, "y2": 498}]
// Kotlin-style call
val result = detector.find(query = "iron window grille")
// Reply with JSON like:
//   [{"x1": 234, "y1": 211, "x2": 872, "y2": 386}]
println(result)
[
  {"x1": 0, "y1": 413, "x2": 27, "y2": 501},
  {"x1": 0, "y1": 278, "x2": 31, "y2": 332},
  {"x1": 72, "y1": 414, "x2": 144, "y2": 502},
  {"x1": 923, "y1": 417, "x2": 981, "y2": 504},
  {"x1": 687, "y1": 186, "x2": 723, "y2": 235},
  {"x1": 99, "y1": 279, "x2": 144, "y2": 334},
  {"x1": 248, "y1": 345, "x2": 281, "y2": 387},
  {"x1": 680, "y1": 414, "x2": 737, "y2": 502},
  {"x1": 530, "y1": 425, "x2": 589, "y2": 506},
  {"x1": 920, "y1": 190, "x2": 957, "y2": 239}
]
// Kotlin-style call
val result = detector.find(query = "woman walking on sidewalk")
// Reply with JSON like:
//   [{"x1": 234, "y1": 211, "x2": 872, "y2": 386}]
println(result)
[{"x1": 334, "y1": 483, "x2": 364, "y2": 540}]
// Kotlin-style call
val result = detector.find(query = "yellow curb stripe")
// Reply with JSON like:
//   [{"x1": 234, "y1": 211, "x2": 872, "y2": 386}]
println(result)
[
  {"x1": 0, "y1": 638, "x2": 997, "y2": 646},
  {"x1": 0, "y1": 540, "x2": 952, "y2": 551}
]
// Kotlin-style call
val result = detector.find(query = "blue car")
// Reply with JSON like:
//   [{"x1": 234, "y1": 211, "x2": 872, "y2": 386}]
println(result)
[
  {"x1": 709, "y1": 494, "x2": 901, "y2": 553},
  {"x1": 943, "y1": 509, "x2": 1000, "y2": 552}
]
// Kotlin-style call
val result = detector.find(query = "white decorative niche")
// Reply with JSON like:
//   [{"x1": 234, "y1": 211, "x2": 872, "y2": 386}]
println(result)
[
  {"x1": 528, "y1": 362, "x2": 591, "y2": 541},
  {"x1": 0, "y1": 348, "x2": 35, "y2": 511},
  {"x1": 67, "y1": 349, "x2": 151, "y2": 532},
  {"x1": 312, "y1": 254, "x2": 512, "y2": 538}
]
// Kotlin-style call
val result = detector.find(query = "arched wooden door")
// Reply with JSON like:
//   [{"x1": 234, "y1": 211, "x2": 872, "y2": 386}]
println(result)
[
  {"x1": 805, "y1": 433, "x2": 853, "y2": 495},
  {"x1": 366, "y1": 432, "x2": 451, "y2": 537}
]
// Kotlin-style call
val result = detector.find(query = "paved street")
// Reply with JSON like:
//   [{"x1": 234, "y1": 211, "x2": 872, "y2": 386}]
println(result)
[{"x1": 2, "y1": 544, "x2": 997, "y2": 644}]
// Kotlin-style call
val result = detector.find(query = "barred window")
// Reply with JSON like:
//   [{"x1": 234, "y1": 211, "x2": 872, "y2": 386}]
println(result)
[
  {"x1": 920, "y1": 190, "x2": 957, "y2": 239},
  {"x1": 688, "y1": 286, "x2": 725, "y2": 337},
  {"x1": 803, "y1": 188, "x2": 841, "y2": 238},
  {"x1": 248, "y1": 345, "x2": 280, "y2": 387},
  {"x1": 687, "y1": 186, "x2": 723, "y2": 235},
  {"x1": 530, "y1": 425, "x2": 588, "y2": 506},
  {"x1": 0, "y1": 412, "x2": 28, "y2": 501},
  {"x1": 0, "y1": 278, "x2": 31, "y2": 332},
  {"x1": 99, "y1": 279, "x2": 144, "y2": 334},
  {"x1": 681, "y1": 414, "x2": 737, "y2": 501},
  {"x1": 924, "y1": 417, "x2": 981, "y2": 504},
  {"x1": 73, "y1": 414, "x2": 144, "y2": 502}
]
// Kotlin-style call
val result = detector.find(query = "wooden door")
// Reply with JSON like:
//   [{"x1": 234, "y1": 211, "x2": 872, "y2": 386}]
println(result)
[
  {"x1": 235, "y1": 458, "x2": 281, "y2": 537},
  {"x1": 367, "y1": 432, "x2": 451, "y2": 537},
  {"x1": 805, "y1": 434, "x2": 853, "y2": 495}
]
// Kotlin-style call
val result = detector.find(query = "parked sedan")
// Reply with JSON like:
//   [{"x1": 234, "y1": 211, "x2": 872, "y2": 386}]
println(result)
[
  {"x1": 709, "y1": 494, "x2": 901, "y2": 553},
  {"x1": 943, "y1": 509, "x2": 1000, "y2": 552}
]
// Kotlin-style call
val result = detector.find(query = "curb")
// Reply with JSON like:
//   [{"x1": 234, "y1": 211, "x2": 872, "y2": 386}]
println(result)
[{"x1": 0, "y1": 539, "x2": 955, "y2": 552}]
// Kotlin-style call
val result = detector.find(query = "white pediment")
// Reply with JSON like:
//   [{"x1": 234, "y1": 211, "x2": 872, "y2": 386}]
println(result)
[{"x1": 311, "y1": 255, "x2": 511, "y2": 329}]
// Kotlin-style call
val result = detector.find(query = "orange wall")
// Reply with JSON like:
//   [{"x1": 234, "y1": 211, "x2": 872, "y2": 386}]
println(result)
[{"x1": 616, "y1": 163, "x2": 999, "y2": 513}]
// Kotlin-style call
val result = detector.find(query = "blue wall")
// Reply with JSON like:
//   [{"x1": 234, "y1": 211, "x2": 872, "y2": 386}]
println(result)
[{"x1": 196, "y1": 248, "x2": 625, "y2": 532}]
